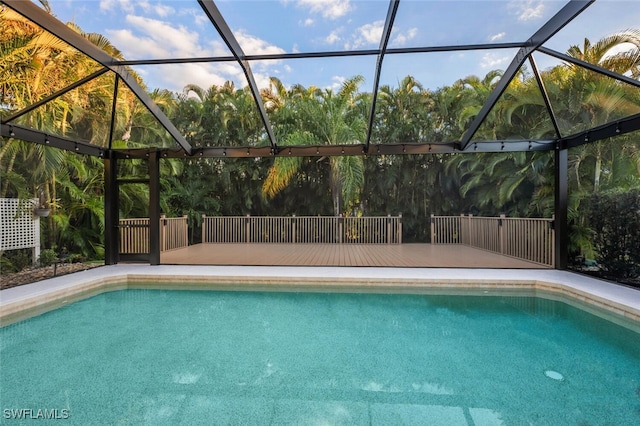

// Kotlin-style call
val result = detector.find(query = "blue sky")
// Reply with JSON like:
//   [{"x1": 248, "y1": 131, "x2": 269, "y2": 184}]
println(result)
[{"x1": 44, "y1": 0, "x2": 640, "y2": 94}]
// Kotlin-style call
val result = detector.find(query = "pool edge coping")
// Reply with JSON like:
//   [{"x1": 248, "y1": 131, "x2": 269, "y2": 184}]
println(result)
[{"x1": 1, "y1": 266, "x2": 639, "y2": 328}]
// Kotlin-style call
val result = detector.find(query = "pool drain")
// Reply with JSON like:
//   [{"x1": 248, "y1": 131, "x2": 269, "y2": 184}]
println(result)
[{"x1": 544, "y1": 370, "x2": 564, "y2": 381}]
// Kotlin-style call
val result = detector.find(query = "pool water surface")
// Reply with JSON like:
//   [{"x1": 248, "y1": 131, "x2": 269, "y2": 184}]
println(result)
[{"x1": 1, "y1": 289, "x2": 639, "y2": 425}]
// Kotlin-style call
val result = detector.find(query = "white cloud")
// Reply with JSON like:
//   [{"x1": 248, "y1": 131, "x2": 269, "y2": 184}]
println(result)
[
  {"x1": 325, "y1": 29, "x2": 341, "y2": 44},
  {"x1": 106, "y1": 28, "x2": 168, "y2": 58},
  {"x1": 391, "y1": 28, "x2": 418, "y2": 47},
  {"x1": 303, "y1": 18, "x2": 314, "y2": 27},
  {"x1": 348, "y1": 20, "x2": 384, "y2": 49},
  {"x1": 489, "y1": 32, "x2": 506, "y2": 42},
  {"x1": 297, "y1": 0, "x2": 353, "y2": 20},
  {"x1": 235, "y1": 30, "x2": 287, "y2": 56},
  {"x1": 178, "y1": 8, "x2": 210, "y2": 27},
  {"x1": 253, "y1": 72, "x2": 273, "y2": 91},
  {"x1": 111, "y1": 15, "x2": 206, "y2": 58},
  {"x1": 153, "y1": 4, "x2": 175, "y2": 18},
  {"x1": 480, "y1": 52, "x2": 510, "y2": 69},
  {"x1": 326, "y1": 75, "x2": 345, "y2": 91},
  {"x1": 509, "y1": 0, "x2": 545, "y2": 22},
  {"x1": 99, "y1": 0, "x2": 134, "y2": 13},
  {"x1": 170, "y1": 64, "x2": 229, "y2": 92},
  {"x1": 104, "y1": 14, "x2": 286, "y2": 92}
]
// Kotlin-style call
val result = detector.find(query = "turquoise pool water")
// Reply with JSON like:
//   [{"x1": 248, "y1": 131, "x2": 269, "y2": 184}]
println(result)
[{"x1": 1, "y1": 289, "x2": 639, "y2": 425}]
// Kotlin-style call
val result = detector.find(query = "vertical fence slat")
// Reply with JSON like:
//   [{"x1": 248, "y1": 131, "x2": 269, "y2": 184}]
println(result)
[
  {"x1": 199, "y1": 215, "x2": 402, "y2": 245},
  {"x1": 431, "y1": 214, "x2": 554, "y2": 267}
]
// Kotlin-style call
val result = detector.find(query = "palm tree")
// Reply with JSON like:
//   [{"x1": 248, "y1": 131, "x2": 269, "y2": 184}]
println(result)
[
  {"x1": 374, "y1": 75, "x2": 432, "y2": 143},
  {"x1": 548, "y1": 31, "x2": 640, "y2": 192},
  {"x1": 262, "y1": 76, "x2": 368, "y2": 216}
]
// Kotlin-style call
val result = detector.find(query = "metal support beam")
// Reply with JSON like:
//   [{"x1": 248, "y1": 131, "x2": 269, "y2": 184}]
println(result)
[
  {"x1": 1, "y1": 68, "x2": 110, "y2": 124},
  {"x1": 1, "y1": 124, "x2": 107, "y2": 157},
  {"x1": 104, "y1": 155, "x2": 119, "y2": 265},
  {"x1": 554, "y1": 147, "x2": 568, "y2": 270},
  {"x1": 108, "y1": 76, "x2": 120, "y2": 150},
  {"x1": 538, "y1": 46, "x2": 640, "y2": 89},
  {"x1": 198, "y1": 0, "x2": 277, "y2": 150},
  {"x1": 148, "y1": 151, "x2": 161, "y2": 265},
  {"x1": 559, "y1": 112, "x2": 640, "y2": 149},
  {"x1": 3, "y1": 0, "x2": 192, "y2": 155},
  {"x1": 112, "y1": 139, "x2": 554, "y2": 160},
  {"x1": 365, "y1": 0, "x2": 400, "y2": 151},
  {"x1": 460, "y1": 0, "x2": 593, "y2": 150},
  {"x1": 529, "y1": 54, "x2": 562, "y2": 138},
  {"x1": 118, "y1": 42, "x2": 526, "y2": 66}
]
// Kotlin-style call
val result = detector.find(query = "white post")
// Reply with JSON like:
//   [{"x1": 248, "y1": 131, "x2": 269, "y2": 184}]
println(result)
[
  {"x1": 292, "y1": 214, "x2": 296, "y2": 243},
  {"x1": 160, "y1": 214, "x2": 166, "y2": 252},
  {"x1": 33, "y1": 215, "x2": 41, "y2": 265},
  {"x1": 430, "y1": 214, "x2": 435, "y2": 244},
  {"x1": 246, "y1": 214, "x2": 251, "y2": 243},
  {"x1": 499, "y1": 214, "x2": 506, "y2": 255},
  {"x1": 201, "y1": 214, "x2": 206, "y2": 243}
]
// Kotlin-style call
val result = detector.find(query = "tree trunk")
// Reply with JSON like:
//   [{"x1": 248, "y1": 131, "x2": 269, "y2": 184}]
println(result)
[
  {"x1": 594, "y1": 150, "x2": 602, "y2": 192},
  {"x1": 1, "y1": 149, "x2": 17, "y2": 198}
]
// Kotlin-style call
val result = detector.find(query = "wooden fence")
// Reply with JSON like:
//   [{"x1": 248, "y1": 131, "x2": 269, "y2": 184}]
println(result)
[
  {"x1": 431, "y1": 214, "x2": 555, "y2": 267},
  {"x1": 202, "y1": 215, "x2": 402, "y2": 244},
  {"x1": 119, "y1": 215, "x2": 188, "y2": 254}
]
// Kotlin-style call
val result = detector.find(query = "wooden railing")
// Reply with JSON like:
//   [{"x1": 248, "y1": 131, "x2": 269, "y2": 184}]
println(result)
[
  {"x1": 431, "y1": 214, "x2": 555, "y2": 267},
  {"x1": 202, "y1": 215, "x2": 402, "y2": 244},
  {"x1": 119, "y1": 215, "x2": 188, "y2": 254},
  {"x1": 160, "y1": 215, "x2": 189, "y2": 252},
  {"x1": 119, "y1": 218, "x2": 149, "y2": 254}
]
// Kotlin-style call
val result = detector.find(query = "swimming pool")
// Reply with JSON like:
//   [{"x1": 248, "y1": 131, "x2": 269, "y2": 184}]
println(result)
[{"x1": 1, "y1": 287, "x2": 639, "y2": 425}]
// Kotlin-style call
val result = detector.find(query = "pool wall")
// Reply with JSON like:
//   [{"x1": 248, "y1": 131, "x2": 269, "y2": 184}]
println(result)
[{"x1": 1, "y1": 265, "x2": 639, "y2": 331}]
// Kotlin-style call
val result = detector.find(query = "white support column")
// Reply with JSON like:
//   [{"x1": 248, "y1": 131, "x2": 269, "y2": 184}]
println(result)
[{"x1": 33, "y1": 215, "x2": 41, "y2": 265}]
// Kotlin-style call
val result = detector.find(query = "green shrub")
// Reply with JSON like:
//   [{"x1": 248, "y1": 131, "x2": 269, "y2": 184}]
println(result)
[
  {"x1": 0, "y1": 251, "x2": 16, "y2": 274},
  {"x1": 587, "y1": 189, "x2": 640, "y2": 279},
  {"x1": 38, "y1": 249, "x2": 59, "y2": 267},
  {"x1": 1, "y1": 249, "x2": 33, "y2": 273},
  {"x1": 67, "y1": 253, "x2": 86, "y2": 263}
]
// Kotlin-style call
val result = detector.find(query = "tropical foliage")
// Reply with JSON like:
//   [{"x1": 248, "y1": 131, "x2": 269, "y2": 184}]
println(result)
[
  {"x1": 586, "y1": 189, "x2": 640, "y2": 279},
  {"x1": 2, "y1": 5, "x2": 640, "y2": 282}
]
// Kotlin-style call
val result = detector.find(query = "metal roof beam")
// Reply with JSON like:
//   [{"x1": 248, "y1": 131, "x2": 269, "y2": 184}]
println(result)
[
  {"x1": 197, "y1": 0, "x2": 277, "y2": 150},
  {"x1": 538, "y1": 46, "x2": 640, "y2": 88},
  {"x1": 460, "y1": 0, "x2": 593, "y2": 150},
  {"x1": 1, "y1": 124, "x2": 106, "y2": 157},
  {"x1": 1, "y1": 67, "x2": 110, "y2": 124},
  {"x1": 365, "y1": 0, "x2": 400, "y2": 152},
  {"x1": 2, "y1": 0, "x2": 192, "y2": 155},
  {"x1": 108, "y1": 139, "x2": 555, "y2": 160},
  {"x1": 118, "y1": 42, "x2": 526, "y2": 66},
  {"x1": 529, "y1": 55, "x2": 562, "y2": 139},
  {"x1": 558, "y1": 112, "x2": 640, "y2": 149}
]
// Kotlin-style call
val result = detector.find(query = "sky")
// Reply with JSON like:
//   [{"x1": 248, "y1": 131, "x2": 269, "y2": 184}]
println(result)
[{"x1": 40, "y1": 0, "x2": 640, "y2": 94}]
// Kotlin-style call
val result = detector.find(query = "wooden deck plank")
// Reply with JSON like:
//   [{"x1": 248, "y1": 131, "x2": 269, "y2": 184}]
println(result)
[{"x1": 160, "y1": 243, "x2": 548, "y2": 268}]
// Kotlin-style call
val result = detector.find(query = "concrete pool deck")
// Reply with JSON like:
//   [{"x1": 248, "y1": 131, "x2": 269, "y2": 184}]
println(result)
[{"x1": 1, "y1": 265, "x2": 640, "y2": 329}]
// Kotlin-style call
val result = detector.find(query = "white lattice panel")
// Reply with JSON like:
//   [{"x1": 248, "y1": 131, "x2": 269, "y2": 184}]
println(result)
[{"x1": 0, "y1": 198, "x2": 39, "y2": 251}]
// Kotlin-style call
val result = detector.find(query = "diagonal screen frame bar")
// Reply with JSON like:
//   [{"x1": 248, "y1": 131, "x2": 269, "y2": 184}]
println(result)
[
  {"x1": 365, "y1": 0, "x2": 400, "y2": 152},
  {"x1": 1, "y1": 67, "x2": 110, "y2": 125},
  {"x1": 198, "y1": 0, "x2": 278, "y2": 150},
  {"x1": 460, "y1": 0, "x2": 594, "y2": 150},
  {"x1": 2, "y1": 0, "x2": 193, "y2": 155}
]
